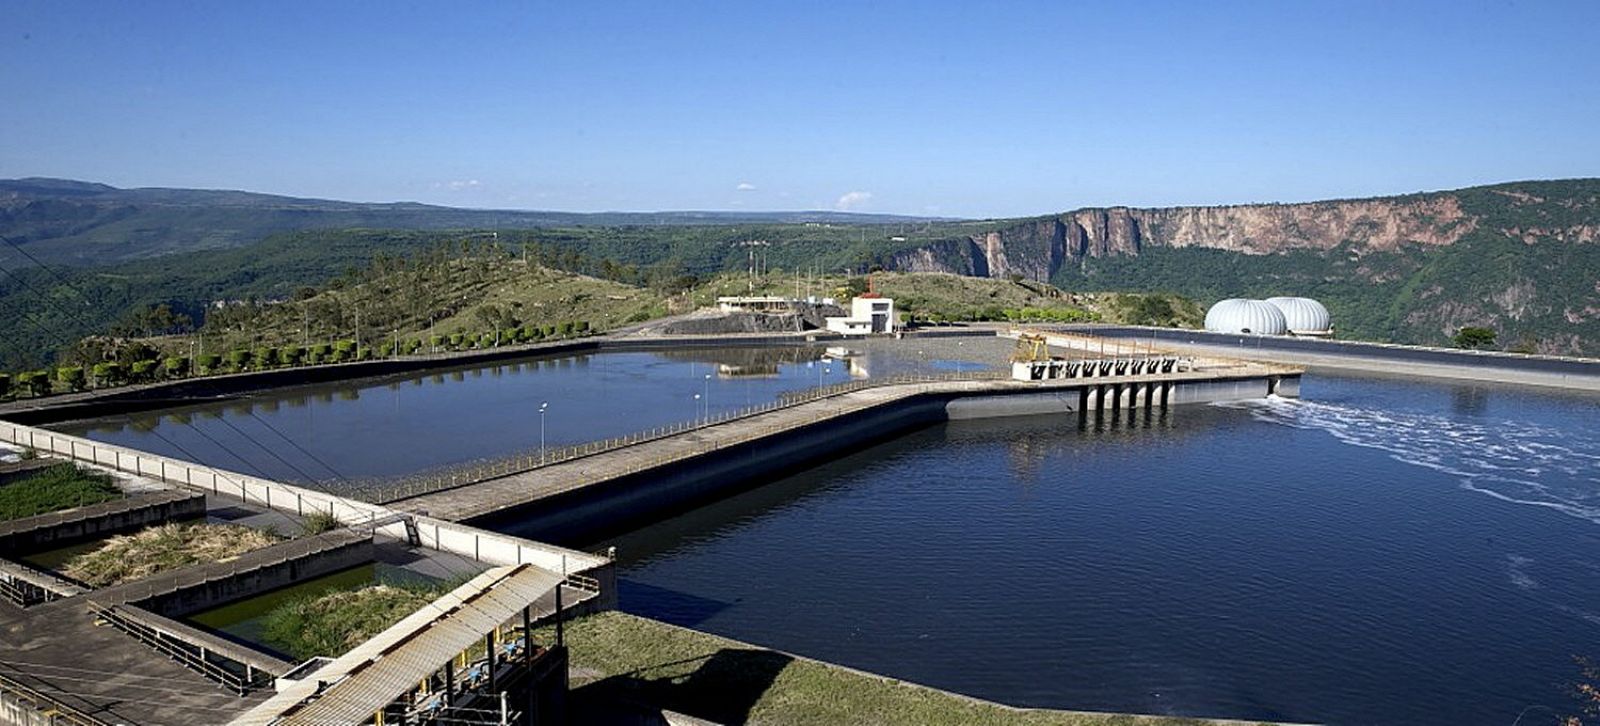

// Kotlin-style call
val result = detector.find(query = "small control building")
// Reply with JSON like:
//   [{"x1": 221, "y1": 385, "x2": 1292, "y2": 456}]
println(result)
[{"x1": 825, "y1": 295, "x2": 896, "y2": 336}]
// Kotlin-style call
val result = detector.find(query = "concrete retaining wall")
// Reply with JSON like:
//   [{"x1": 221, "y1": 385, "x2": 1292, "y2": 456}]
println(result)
[
  {"x1": 0, "y1": 491, "x2": 204, "y2": 556},
  {"x1": 475, "y1": 374, "x2": 1295, "y2": 544},
  {"x1": 0, "y1": 422, "x2": 610, "y2": 578},
  {"x1": 93, "y1": 532, "x2": 374, "y2": 618},
  {"x1": 0, "y1": 334, "x2": 831, "y2": 426},
  {"x1": 144, "y1": 540, "x2": 371, "y2": 618},
  {"x1": 1082, "y1": 325, "x2": 1600, "y2": 391},
  {"x1": 478, "y1": 395, "x2": 950, "y2": 543}
]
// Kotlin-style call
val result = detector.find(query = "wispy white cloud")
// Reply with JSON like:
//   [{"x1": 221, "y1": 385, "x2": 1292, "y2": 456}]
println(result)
[
  {"x1": 433, "y1": 179, "x2": 482, "y2": 190},
  {"x1": 735, "y1": 182, "x2": 757, "y2": 191},
  {"x1": 834, "y1": 190, "x2": 872, "y2": 211}
]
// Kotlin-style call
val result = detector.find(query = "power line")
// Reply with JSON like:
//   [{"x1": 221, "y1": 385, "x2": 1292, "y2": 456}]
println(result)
[
  {"x1": 0, "y1": 251, "x2": 347, "y2": 487},
  {"x1": 0, "y1": 279, "x2": 288, "y2": 483}
]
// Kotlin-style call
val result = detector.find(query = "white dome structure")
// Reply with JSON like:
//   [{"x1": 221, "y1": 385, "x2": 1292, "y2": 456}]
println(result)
[
  {"x1": 1204, "y1": 299, "x2": 1288, "y2": 335},
  {"x1": 1266, "y1": 297, "x2": 1332, "y2": 335}
]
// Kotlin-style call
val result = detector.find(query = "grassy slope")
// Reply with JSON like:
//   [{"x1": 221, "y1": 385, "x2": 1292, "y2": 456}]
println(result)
[
  {"x1": 693, "y1": 270, "x2": 1202, "y2": 327},
  {"x1": 132, "y1": 264, "x2": 1199, "y2": 359},
  {"x1": 542, "y1": 612, "x2": 1275, "y2": 726},
  {"x1": 171, "y1": 258, "x2": 663, "y2": 356}
]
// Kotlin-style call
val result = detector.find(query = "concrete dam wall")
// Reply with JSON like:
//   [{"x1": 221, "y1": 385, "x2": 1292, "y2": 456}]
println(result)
[{"x1": 470, "y1": 373, "x2": 1293, "y2": 544}]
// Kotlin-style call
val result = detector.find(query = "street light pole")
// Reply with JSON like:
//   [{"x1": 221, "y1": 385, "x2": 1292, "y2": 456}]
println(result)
[
  {"x1": 539, "y1": 401, "x2": 548, "y2": 463},
  {"x1": 693, "y1": 393, "x2": 701, "y2": 425},
  {"x1": 703, "y1": 374, "x2": 711, "y2": 421}
]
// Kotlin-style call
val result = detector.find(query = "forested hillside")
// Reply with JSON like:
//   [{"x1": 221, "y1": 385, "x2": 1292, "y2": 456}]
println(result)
[
  {"x1": 2, "y1": 177, "x2": 1596, "y2": 365},
  {"x1": 0, "y1": 177, "x2": 945, "y2": 265}
]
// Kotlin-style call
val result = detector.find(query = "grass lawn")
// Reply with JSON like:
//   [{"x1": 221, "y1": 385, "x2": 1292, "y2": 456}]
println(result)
[
  {"x1": 62, "y1": 522, "x2": 283, "y2": 587},
  {"x1": 0, "y1": 463, "x2": 121, "y2": 521},
  {"x1": 538, "y1": 612, "x2": 1282, "y2": 726}
]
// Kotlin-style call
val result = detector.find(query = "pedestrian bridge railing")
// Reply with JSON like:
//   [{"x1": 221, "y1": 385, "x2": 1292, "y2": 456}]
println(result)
[{"x1": 358, "y1": 371, "x2": 1009, "y2": 504}]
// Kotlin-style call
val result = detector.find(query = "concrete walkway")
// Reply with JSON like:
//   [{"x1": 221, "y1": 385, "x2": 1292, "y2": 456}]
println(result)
[{"x1": 396, "y1": 363, "x2": 1292, "y2": 523}]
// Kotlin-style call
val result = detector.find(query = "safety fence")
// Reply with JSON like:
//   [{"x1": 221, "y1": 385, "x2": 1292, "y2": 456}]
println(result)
[
  {"x1": 89, "y1": 604, "x2": 281, "y2": 695},
  {"x1": 357, "y1": 370, "x2": 1010, "y2": 504},
  {"x1": 0, "y1": 422, "x2": 611, "y2": 577},
  {"x1": 0, "y1": 670, "x2": 113, "y2": 726}
]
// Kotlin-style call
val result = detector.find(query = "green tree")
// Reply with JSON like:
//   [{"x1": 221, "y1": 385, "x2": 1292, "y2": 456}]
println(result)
[
  {"x1": 56, "y1": 366, "x2": 86, "y2": 392},
  {"x1": 253, "y1": 347, "x2": 277, "y2": 369},
  {"x1": 21, "y1": 371, "x2": 52, "y2": 397},
  {"x1": 130, "y1": 360, "x2": 158, "y2": 382},
  {"x1": 282, "y1": 346, "x2": 306, "y2": 367},
  {"x1": 0, "y1": 373, "x2": 10, "y2": 399},
  {"x1": 196, "y1": 354, "x2": 222, "y2": 375},
  {"x1": 164, "y1": 356, "x2": 190, "y2": 378},
  {"x1": 226, "y1": 349, "x2": 252, "y2": 371},
  {"x1": 1452, "y1": 326, "x2": 1497, "y2": 350},
  {"x1": 90, "y1": 361, "x2": 125, "y2": 387}
]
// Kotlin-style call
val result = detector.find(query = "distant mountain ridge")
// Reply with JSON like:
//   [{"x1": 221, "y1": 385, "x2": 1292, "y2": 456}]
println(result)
[
  {"x1": 0, "y1": 177, "x2": 945, "y2": 265},
  {"x1": 873, "y1": 178, "x2": 1599, "y2": 354},
  {"x1": 2, "y1": 176, "x2": 1597, "y2": 357}
]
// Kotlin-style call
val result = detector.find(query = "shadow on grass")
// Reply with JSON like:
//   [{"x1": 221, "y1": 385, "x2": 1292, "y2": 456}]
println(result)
[
  {"x1": 615, "y1": 580, "x2": 734, "y2": 628},
  {"x1": 571, "y1": 648, "x2": 792, "y2": 725}
]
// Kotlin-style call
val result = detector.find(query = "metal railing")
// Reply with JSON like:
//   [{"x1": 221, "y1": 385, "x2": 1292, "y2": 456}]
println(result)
[
  {"x1": 0, "y1": 669, "x2": 114, "y2": 726},
  {"x1": 0, "y1": 576, "x2": 49, "y2": 607},
  {"x1": 89, "y1": 604, "x2": 276, "y2": 695},
  {"x1": 358, "y1": 370, "x2": 1008, "y2": 503}
]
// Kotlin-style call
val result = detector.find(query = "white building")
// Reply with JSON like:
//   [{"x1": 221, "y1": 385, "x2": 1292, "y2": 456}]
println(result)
[{"x1": 825, "y1": 296, "x2": 897, "y2": 336}]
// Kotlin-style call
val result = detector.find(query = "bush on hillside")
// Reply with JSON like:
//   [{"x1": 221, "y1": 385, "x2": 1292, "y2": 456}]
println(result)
[{"x1": 56, "y1": 366, "x2": 86, "y2": 392}]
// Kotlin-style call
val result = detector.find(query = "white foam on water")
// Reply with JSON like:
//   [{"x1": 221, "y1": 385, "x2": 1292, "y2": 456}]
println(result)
[
  {"x1": 1219, "y1": 397, "x2": 1600, "y2": 526},
  {"x1": 1506, "y1": 555, "x2": 1538, "y2": 590}
]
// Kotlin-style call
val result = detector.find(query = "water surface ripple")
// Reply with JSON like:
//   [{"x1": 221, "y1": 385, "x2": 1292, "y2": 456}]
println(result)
[{"x1": 606, "y1": 373, "x2": 1600, "y2": 726}]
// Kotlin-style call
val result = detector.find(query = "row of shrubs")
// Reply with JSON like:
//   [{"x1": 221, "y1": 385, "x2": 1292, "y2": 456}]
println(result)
[{"x1": 0, "y1": 321, "x2": 593, "y2": 399}]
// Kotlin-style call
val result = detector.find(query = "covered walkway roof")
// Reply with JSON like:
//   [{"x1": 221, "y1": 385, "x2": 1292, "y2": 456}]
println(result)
[{"x1": 231, "y1": 563, "x2": 565, "y2": 726}]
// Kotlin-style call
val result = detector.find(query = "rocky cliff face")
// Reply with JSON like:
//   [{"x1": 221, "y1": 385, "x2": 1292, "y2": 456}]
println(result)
[{"x1": 887, "y1": 194, "x2": 1481, "y2": 281}]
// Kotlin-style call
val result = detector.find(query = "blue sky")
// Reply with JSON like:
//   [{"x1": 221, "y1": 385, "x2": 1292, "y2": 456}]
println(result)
[{"x1": 2, "y1": 1, "x2": 1597, "y2": 217}]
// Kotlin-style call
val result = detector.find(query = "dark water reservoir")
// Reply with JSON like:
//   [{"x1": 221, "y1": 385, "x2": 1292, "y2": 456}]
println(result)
[
  {"x1": 602, "y1": 373, "x2": 1600, "y2": 725},
  {"x1": 49, "y1": 343, "x2": 1600, "y2": 724},
  {"x1": 54, "y1": 345, "x2": 919, "y2": 484}
]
